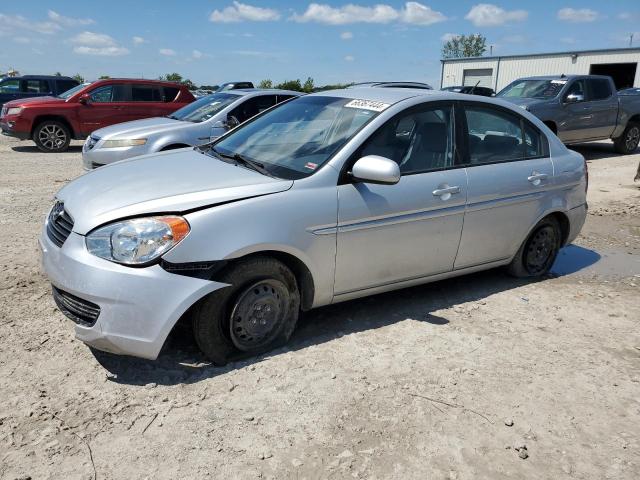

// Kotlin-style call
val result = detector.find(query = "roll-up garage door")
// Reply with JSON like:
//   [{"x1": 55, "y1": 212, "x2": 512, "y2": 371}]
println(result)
[{"x1": 463, "y1": 69, "x2": 493, "y2": 88}]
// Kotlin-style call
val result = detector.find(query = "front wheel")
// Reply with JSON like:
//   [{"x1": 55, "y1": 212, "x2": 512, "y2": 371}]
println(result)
[
  {"x1": 508, "y1": 216, "x2": 562, "y2": 278},
  {"x1": 613, "y1": 122, "x2": 640, "y2": 155},
  {"x1": 192, "y1": 257, "x2": 300, "y2": 365},
  {"x1": 33, "y1": 121, "x2": 71, "y2": 153}
]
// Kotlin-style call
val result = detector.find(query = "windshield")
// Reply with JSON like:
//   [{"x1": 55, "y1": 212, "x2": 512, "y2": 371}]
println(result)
[
  {"x1": 210, "y1": 96, "x2": 384, "y2": 179},
  {"x1": 58, "y1": 82, "x2": 90, "y2": 100},
  {"x1": 170, "y1": 93, "x2": 238, "y2": 122},
  {"x1": 497, "y1": 79, "x2": 566, "y2": 99}
]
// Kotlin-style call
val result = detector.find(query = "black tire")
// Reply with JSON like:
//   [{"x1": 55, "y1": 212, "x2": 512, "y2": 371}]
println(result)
[
  {"x1": 508, "y1": 216, "x2": 562, "y2": 278},
  {"x1": 33, "y1": 121, "x2": 71, "y2": 153},
  {"x1": 613, "y1": 122, "x2": 640, "y2": 155},
  {"x1": 192, "y1": 256, "x2": 300, "y2": 365}
]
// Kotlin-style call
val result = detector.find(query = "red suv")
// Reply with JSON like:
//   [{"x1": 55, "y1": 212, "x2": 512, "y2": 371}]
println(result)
[{"x1": 0, "y1": 79, "x2": 195, "y2": 152}]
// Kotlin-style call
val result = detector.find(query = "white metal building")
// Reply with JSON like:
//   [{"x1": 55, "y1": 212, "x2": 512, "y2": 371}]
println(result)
[{"x1": 440, "y1": 47, "x2": 640, "y2": 93}]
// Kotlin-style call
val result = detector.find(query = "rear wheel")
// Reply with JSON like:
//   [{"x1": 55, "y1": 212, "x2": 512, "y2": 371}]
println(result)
[
  {"x1": 613, "y1": 122, "x2": 640, "y2": 155},
  {"x1": 192, "y1": 257, "x2": 300, "y2": 365},
  {"x1": 33, "y1": 121, "x2": 71, "y2": 153},
  {"x1": 508, "y1": 216, "x2": 562, "y2": 278}
]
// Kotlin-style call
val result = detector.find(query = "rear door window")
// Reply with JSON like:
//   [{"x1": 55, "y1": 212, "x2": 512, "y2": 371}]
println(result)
[
  {"x1": 56, "y1": 80, "x2": 79, "y2": 93},
  {"x1": 462, "y1": 104, "x2": 548, "y2": 165},
  {"x1": 132, "y1": 85, "x2": 162, "y2": 102},
  {"x1": 587, "y1": 79, "x2": 612, "y2": 100}
]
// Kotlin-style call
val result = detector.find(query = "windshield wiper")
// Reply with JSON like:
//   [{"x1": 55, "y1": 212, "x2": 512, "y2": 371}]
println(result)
[{"x1": 211, "y1": 148, "x2": 274, "y2": 177}]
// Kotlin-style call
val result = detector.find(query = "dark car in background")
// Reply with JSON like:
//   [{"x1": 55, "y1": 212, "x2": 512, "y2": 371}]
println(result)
[
  {"x1": 0, "y1": 75, "x2": 79, "y2": 108},
  {"x1": 0, "y1": 78, "x2": 195, "y2": 152},
  {"x1": 441, "y1": 85, "x2": 495, "y2": 97},
  {"x1": 497, "y1": 75, "x2": 640, "y2": 154}
]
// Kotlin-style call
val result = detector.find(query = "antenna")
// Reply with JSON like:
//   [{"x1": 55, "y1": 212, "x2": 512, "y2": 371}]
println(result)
[{"x1": 631, "y1": 33, "x2": 634, "y2": 48}]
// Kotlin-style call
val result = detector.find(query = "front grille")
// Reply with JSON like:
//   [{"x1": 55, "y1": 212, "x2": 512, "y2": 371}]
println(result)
[
  {"x1": 52, "y1": 287, "x2": 100, "y2": 327},
  {"x1": 46, "y1": 201, "x2": 74, "y2": 247}
]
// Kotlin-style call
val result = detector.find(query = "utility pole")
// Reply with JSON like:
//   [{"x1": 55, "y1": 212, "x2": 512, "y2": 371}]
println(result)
[
  {"x1": 630, "y1": 33, "x2": 634, "y2": 47},
  {"x1": 490, "y1": 45, "x2": 494, "y2": 56}
]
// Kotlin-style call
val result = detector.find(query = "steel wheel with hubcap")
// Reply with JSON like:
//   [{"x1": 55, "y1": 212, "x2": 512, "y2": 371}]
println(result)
[
  {"x1": 192, "y1": 257, "x2": 300, "y2": 365},
  {"x1": 508, "y1": 216, "x2": 561, "y2": 278},
  {"x1": 33, "y1": 121, "x2": 71, "y2": 153}
]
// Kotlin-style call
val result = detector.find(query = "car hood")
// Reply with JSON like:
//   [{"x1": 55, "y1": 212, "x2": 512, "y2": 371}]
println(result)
[
  {"x1": 57, "y1": 149, "x2": 293, "y2": 234},
  {"x1": 498, "y1": 96, "x2": 549, "y2": 108},
  {"x1": 93, "y1": 117, "x2": 189, "y2": 139},
  {"x1": 5, "y1": 96, "x2": 64, "y2": 107}
]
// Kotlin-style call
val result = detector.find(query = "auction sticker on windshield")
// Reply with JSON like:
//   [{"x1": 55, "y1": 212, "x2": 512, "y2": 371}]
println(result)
[{"x1": 344, "y1": 99, "x2": 390, "y2": 112}]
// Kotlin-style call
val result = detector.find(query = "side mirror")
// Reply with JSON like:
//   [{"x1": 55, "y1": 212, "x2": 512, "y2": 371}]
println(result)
[
  {"x1": 78, "y1": 93, "x2": 90, "y2": 105},
  {"x1": 351, "y1": 155, "x2": 400, "y2": 185},
  {"x1": 565, "y1": 93, "x2": 584, "y2": 104}
]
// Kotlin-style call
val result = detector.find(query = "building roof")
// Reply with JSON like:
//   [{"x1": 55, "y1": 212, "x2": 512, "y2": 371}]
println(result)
[{"x1": 441, "y1": 47, "x2": 640, "y2": 63}]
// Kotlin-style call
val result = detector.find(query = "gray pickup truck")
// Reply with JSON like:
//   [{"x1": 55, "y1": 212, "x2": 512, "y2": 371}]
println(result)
[{"x1": 497, "y1": 75, "x2": 640, "y2": 154}]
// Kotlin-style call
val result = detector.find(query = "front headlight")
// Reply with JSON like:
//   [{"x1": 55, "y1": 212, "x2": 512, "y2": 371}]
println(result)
[
  {"x1": 101, "y1": 138, "x2": 147, "y2": 148},
  {"x1": 86, "y1": 216, "x2": 190, "y2": 265},
  {"x1": 7, "y1": 107, "x2": 23, "y2": 116}
]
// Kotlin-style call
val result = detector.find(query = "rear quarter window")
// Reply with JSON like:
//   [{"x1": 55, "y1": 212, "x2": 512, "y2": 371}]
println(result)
[{"x1": 163, "y1": 86, "x2": 180, "y2": 102}]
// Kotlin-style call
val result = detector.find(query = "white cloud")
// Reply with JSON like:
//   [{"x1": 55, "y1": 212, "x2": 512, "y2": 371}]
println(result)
[
  {"x1": 441, "y1": 32, "x2": 460, "y2": 42},
  {"x1": 340, "y1": 31, "x2": 353, "y2": 40},
  {"x1": 291, "y1": 2, "x2": 446, "y2": 26},
  {"x1": 159, "y1": 48, "x2": 177, "y2": 56},
  {"x1": 70, "y1": 31, "x2": 116, "y2": 47},
  {"x1": 344, "y1": 55, "x2": 355, "y2": 61},
  {"x1": 557, "y1": 8, "x2": 598, "y2": 23},
  {"x1": 401, "y1": 1, "x2": 446, "y2": 25},
  {"x1": 47, "y1": 10, "x2": 94, "y2": 27},
  {"x1": 0, "y1": 13, "x2": 61, "y2": 34},
  {"x1": 73, "y1": 46, "x2": 129, "y2": 56},
  {"x1": 132, "y1": 36, "x2": 145, "y2": 45},
  {"x1": 192, "y1": 49, "x2": 203, "y2": 59},
  {"x1": 210, "y1": 1, "x2": 280, "y2": 22},
  {"x1": 465, "y1": 4, "x2": 528, "y2": 27},
  {"x1": 70, "y1": 31, "x2": 129, "y2": 56}
]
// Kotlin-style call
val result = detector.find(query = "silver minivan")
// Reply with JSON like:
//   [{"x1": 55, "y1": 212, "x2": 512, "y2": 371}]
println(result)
[
  {"x1": 41, "y1": 88, "x2": 587, "y2": 363},
  {"x1": 82, "y1": 89, "x2": 299, "y2": 169}
]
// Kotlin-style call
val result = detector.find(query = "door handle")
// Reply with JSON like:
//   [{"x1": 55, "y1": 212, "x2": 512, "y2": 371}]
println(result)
[
  {"x1": 527, "y1": 172, "x2": 548, "y2": 185},
  {"x1": 432, "y1": 185, "x2": 461, "y2": 197}
]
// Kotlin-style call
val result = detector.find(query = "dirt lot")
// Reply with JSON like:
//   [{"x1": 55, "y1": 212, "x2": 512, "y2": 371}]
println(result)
[{"x1": 0, "y1": 135, "x2": 639, "y2": 480}]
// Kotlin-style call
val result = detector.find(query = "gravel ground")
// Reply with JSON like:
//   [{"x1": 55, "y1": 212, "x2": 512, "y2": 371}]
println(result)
[{"x1": 0, "y1": 135, "x2": 639, "y2": 480}]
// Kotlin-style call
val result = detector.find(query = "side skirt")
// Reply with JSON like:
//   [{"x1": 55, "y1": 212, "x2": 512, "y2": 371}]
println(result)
[{"x1": 330, "y1": 258, "x2": 511, "y2": 305}]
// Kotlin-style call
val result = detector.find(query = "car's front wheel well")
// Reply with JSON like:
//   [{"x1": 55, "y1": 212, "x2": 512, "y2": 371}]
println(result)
[
  {"x1": 31, "y1": 115, "x2": 76, "y2": 138},
  {"x1": 160, "y1": 143, "x2": 191, "y2": 151},
  {"x1": 216, "y1": 251, "x2": 315, "y2": 311}
]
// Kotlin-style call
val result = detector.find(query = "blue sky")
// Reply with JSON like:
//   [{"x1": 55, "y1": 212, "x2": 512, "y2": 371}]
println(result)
[{"x1": 0, "y1": 1, "x2": 638, "y2": 87}]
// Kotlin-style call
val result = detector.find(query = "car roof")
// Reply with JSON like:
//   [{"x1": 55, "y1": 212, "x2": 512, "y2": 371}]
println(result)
[
  {"x1": 311, "y1": 87, "x2": 449, "y2": 104},
  {"x1": 518, "y1": 75, "x2": 612, "y2": 81},
  {"x1": 12, "y1": 75, "x2": 77, "y2": 81},
  {"x1": 228, "y1": 88, "x2": 302, "y2": 96}
]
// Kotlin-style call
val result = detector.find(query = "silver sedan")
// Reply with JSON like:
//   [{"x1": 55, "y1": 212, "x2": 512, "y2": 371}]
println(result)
[
  {"x1": 81, "y1": 89, "x2": 300, "y2": 169},
  {"x1": 42, "y1": 88, "x2": 587, "y2": 363}
]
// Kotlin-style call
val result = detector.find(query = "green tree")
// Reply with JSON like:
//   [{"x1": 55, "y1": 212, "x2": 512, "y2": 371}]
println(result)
[
  {"x1": 258, "y1": 79, "x2": 273, "y2": 89},
  {"x1": 159, "y1": 73, "x2": 183, "y2": 82},
  {"x1": 182, "y1": 79, "x2": 196, "y2": 90},
  {"x1": 441, "y1": 34, "x2": 487, "y2": 59},
  {"x1": 199, "y1": 85, "x2": 219, "y2": 91},
  {"x1": 72, "y1": 73, "x2": 85, "y2": 83},
  {"x1": 99, "y1": 75, "x2": 110, "y2": 79},
  {"x1": 302, "y1": 77, "x2": 315, "y2": 93},
  {"x1": 54, "y1": 72, "x2": 62, "y2": 76},
  {"x1": 275, "y1": 79, "x2": 303, "y2": 92}
]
